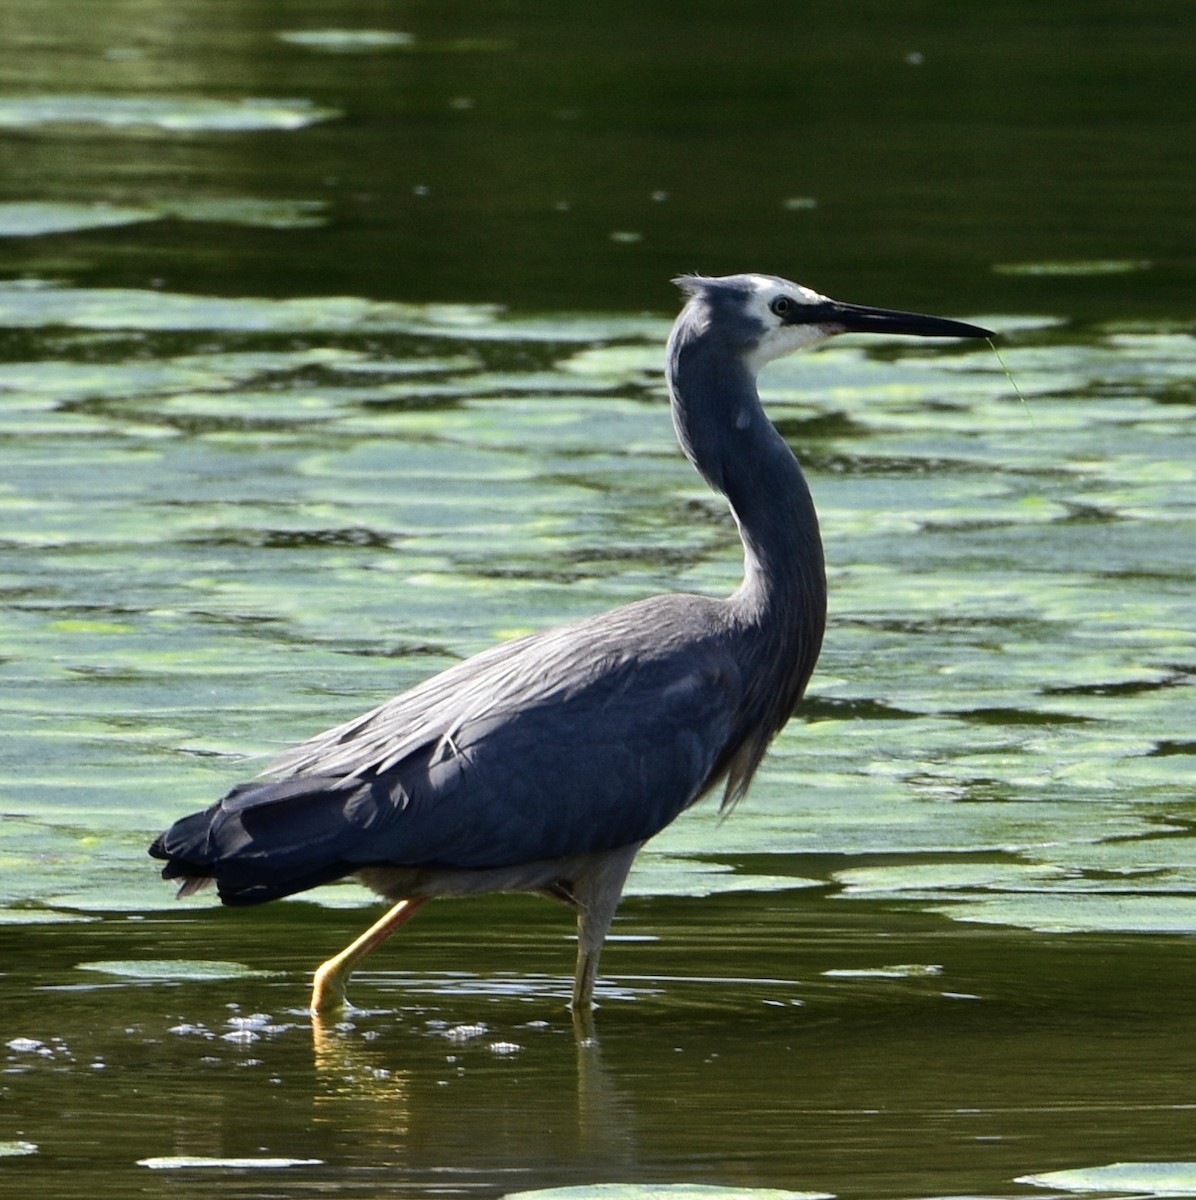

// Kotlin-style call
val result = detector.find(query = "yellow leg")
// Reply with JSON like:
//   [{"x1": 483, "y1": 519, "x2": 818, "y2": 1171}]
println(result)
[{"x1": 310, "y1": 897, "x2": 429, "y2": 1016}]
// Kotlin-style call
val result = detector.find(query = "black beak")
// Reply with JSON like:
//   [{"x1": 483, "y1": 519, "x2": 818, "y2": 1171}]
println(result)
[{"x1": 800, "y1": 300, "x2": 992, "y2": 340}]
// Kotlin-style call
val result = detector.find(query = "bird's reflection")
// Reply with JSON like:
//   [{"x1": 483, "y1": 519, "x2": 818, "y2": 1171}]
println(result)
[
  {"x1": 311, "y1": 1013, "x2": 416, "y2": 1114},
  {"x1": 307, "y1": 985, "x2": 638, "y2": 1173}
]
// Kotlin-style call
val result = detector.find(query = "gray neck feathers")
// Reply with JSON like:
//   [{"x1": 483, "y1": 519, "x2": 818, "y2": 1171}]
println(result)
[
  {"x1": 666, "y1": 312, "x2": 827, "y2": 623},
  {"x1": 666, "y1": 307, "x2": 828, "y2": 790}
]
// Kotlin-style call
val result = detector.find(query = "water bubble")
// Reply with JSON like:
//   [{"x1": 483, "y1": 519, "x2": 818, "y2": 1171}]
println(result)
[
  {"x1": 443, "y1": 1023, "x2": 488, "y2": 1042},
  {"x1": 6, "y1": 1037, "x2": 45, "y2": 1053},
  {"x1": 227, "y1": 1012, "x2": 273, "y2": 1030}
]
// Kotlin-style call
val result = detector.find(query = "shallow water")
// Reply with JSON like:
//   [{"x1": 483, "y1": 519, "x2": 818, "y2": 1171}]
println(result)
[
  {"x1": 3, "y1": 1, "x2": 1196, "y2": 1197},
  {"x1": 3, "y1": 279, "x2": 1194, "y2": 1200},
  {"x1": 5, "y1": 897, "x2": 1196, "y2": 1199}
]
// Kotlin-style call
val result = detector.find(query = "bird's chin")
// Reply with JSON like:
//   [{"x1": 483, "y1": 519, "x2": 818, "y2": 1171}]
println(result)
[{"x1": 748, "y1": 322, "x2": 834, "y2": 371}]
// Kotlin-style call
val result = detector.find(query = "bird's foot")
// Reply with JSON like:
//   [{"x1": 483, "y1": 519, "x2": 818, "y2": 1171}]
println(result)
[
  {"x1": 310, "y1": 958, "x2": 350, "y2": 1017},
  {"x1": 570, "y1": 1001, "x2": 597, "y2": 1044}
]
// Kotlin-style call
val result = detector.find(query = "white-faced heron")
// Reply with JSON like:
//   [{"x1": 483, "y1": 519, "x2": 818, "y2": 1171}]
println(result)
[{"x1": 151, "y1": 274, "x2": 991, "y2": 1022}]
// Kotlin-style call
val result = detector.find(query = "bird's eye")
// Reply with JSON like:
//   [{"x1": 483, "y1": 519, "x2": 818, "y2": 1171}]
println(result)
[{"x1": 770, "y1": 296, "x2": 794, "y2": 317}]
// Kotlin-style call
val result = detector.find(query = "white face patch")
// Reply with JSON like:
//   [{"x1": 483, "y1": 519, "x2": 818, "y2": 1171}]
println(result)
[{"x1": 741, "y1": 275, "x2": 839, "y2": 374}]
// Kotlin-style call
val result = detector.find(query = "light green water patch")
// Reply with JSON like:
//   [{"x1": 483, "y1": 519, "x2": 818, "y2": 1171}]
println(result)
[
  {"x1": 823, "y1": 483, "x2": 1068, "y2": 540},
  {"x1": 0, "y1": 410, "x2": 116, "y2": 439},
  {"x1": 0, "y1": 281, "x2": 498, "y2": 334},
  {"x1": 1039, "y1": 834, "x2": 1196, "y2": 877},
  {"x1": 1104, "y1": 331, "x2": 1196, "y2": 361},
  {"x1": 139, "y1": 1155, "x2": 323, "y2": 1169},
  {"x1": 655, "y1": 770, "x2": 1164, "y2": 861},
  {"x1": 276, "y1": 28, "x2": 512, "y2": 54},
  {"x1": 467, "y1": 313, "x2": 669, "y2": 344},
  {"x1": 0, "y1": 1140, "x2": 38, "y2": 1157},
  {"x1": 835, "y1": 862, "x2": 1076, "y2": 898},
  {"x1": 441, "y1": 369, "x2": 644, "y2": 397},
  {"x1": 0, "y1": 354, "x2": 298, "y2": 402},
  {"x1": 77, "y1": 959, "x2": 278, "y2": 981},
  {"x1": 0, "y1": 203, "x2": 156, "y2": 237},
  {"x1": 624, "y1": 855, "x2": 822, "y2": 898},
  {"x1": 43, "y1": 885, "x2": 209, "y2": 915},
  {"x1": 1018, "y1": 1163, "x2": 1196, "y2": 1196},
  {"x1": 504, "y1": 1188, "x2": 833, "y2": 1200},
  {"x1": 0, "y1": 910, "x2": 96, "y2": 925},
  {"x1": 320, "y1": 353, "x2": 481, "y2": 379},
  {"x1": 994, "y1": 259, "x2": 1153, "y2": 276},
  {"x1": 930, "y1": 894, "x2": 1196, "y2": 934},
  {"x1": 0, "y1": 95, "x2": 339, "y2": 132},
  {"x1": 155, "y1": 388, "x2": 361, "y2": 426},
  {"x1": 974, "y1": 314, "x2": 1069, "y2": 335},
  {"x1": 821, "y1": 963, "x2": 942, "y2": 979},
  {"x1": 758, "y1": 343, "x2": 1002, "y2": 411},
  {"x1": 0, "y1": 815, "x2": 213, "y2": 917},
  {"x1": 833, "y1": 840, "x2": 1196, "y2": 931},
  {"x1": 0, "y1": 281, "x2": 662, "y2": 343},
  {"x1": 791, "y1": 337, "x2": 1196, "y2": 503},
  {"x1": 276, "y1": 28, "x2": 415, "y2": 52},
  {"x1": 559, "y1": 343, "x2": 662, "y2": 381},
  {"x1": 156, "y1": 197, "x2": 329, "y2": 229},
  {"x1": 0, "y1": 199, "x2": 327, "y2": 238},
  {"x1": 342, "y1": 395, "x2": 672, "y2": 462}
]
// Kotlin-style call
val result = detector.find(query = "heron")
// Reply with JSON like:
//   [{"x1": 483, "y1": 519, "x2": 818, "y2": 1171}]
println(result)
[{"x1": 151, "y1": 273, "x2": 991, "y2": 1022}]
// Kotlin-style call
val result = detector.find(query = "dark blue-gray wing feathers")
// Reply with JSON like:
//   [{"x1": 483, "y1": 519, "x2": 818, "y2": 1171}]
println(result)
[{"x1": 151, "y1": 596, "x2": 745, "y2": 904}]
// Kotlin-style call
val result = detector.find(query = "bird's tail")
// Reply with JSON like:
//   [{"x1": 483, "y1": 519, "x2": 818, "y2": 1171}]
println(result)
[{"x1": 149, "y1": 774, "x2": 380, "y2": 906}]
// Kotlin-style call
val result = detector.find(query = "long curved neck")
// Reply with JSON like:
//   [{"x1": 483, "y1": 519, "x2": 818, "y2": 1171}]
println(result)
[
  {"x1": 664, "y1": 305, "x2": 829, "y2": 809},
  {"x1": 667, "y1": 325, "x2": 827, "y2": 670}
]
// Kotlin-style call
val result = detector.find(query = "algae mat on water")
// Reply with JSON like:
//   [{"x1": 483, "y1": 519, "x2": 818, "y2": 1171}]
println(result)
[
  {"x1": 0, "y1": 282, "x2": 1194, "y2": 939},
  {"x1": 504, "y1": 1187, "x2": 834, "y2": 1199}
]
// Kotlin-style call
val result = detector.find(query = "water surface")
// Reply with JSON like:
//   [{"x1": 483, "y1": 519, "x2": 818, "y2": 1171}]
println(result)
[{"x1": 2, "y1": 2, "x2": 1195, "y2": 1198}]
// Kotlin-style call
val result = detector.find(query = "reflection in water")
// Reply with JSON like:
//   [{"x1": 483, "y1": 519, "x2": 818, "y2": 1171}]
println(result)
[
  {"x1": 3, "y1": 909, "x2": 1196, "y2": 1197},
  {"x1": 574, "y1": 1033, "x2": 639, "y2": 1169},
  {"x1": 311, "y1": 1014, "x2": 416, "y2": 1128},
  {"x1": 309, "y1": 1002, "x2": 639, "y2": 1184}
]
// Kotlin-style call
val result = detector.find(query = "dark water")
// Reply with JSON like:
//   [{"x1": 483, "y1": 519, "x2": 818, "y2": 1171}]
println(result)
[
  {"x1": 3, "y1": 0, "x2": 1195, "y2": 317},
  {"x1": 3, "y1": 2, "x2": 1196, "y2": 1198},
  {"x1": 5, "y1": 897, "x2": 1196, "y2": 1199}
]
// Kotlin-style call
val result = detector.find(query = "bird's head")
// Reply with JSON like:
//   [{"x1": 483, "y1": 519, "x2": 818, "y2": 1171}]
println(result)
[{"x1": 673, "y1": 274, "x2": 992, "y2": 374}]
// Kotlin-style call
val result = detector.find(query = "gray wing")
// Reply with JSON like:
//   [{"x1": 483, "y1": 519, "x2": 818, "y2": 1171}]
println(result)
[
  {"x1": 153, "y1": 595, "x2": 748, "y2": 900},
  {"x1": 358, "y1": 636, "x2": 744, "y2": 869},
  {"x1": 281, "y1": 593, "x2": 744, "y2": 863},
  {"x1": 268, "y1": 594, "x2": 739, "y2": 787}
]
